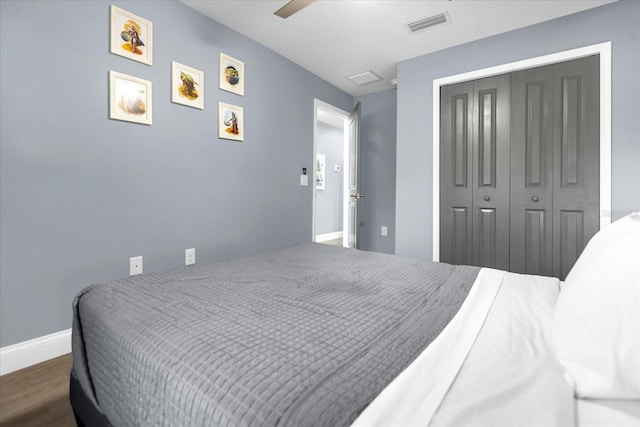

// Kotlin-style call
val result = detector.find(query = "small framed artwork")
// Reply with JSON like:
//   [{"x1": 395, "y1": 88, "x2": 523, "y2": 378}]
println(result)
[
  {"x1": 219, "y1": 53, "x2": 244, "y2": 96},
  {"x1": 109, "y1": 71, "x2": 152, "y2": 125},
  {"x1": 110, "y1": 5, "x2": 153, "y2": 65},
  {"x1": 171, "y1": 62, "x2": 204, "y2": 109},
  {"x1": 218, "y1": 102, "x2": 244, "y2": 141},
  {"x1": 316, "y1": 154, "x2": 326, "y2": 190}
]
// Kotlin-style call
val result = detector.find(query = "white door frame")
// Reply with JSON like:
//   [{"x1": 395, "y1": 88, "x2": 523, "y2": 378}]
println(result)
[
  {"x1": 432, "y1": 41, "x2": 612, "y2": 262},
  {"x1": 313, "y1": 99, "x2": 350, "y2": 245}
]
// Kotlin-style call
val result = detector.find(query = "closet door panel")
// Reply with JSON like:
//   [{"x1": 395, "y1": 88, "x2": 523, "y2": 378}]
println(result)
[
  {"x1": 558, "y1": 210, "x2": 585, "y2": 278},
  {"x1": 553, "y1": 56, "x2": 600, "y2": 279},
  {"x1": 451, "y1": 207, "x2": 470, "y2": 263},
  {"x1": 476, "y1": 208, "x2": 497, "y2": 267},
  {"x1": 472, "y1": 74, "x2": 510, "y2": 270},
  {"x1": 510, "y1": 65, "x2": 554, "y2": 276},
  {"x1": 440, "y1": 81, "x2": 474, "y2": 265}
]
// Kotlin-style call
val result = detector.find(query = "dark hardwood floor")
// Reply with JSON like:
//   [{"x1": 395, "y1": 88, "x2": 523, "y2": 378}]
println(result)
[{"x1": 0, "y1": 354, "x2": 76, "y2": 427}]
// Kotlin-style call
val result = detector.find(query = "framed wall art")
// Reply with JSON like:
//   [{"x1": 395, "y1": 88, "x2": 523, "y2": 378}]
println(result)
[
  {"x1": 109, "y1": 71, "x2": 152, "y2": 125},
  {"x1": 110, "y1": 5, "x2": 153, "y2": 65},
  {"x1": 219, "y1": 53, "x2": 244, "y2": 96},
  {"x1": 218, "y1": 102, "x2": 243, "y2": 141},
  {"x1": 316, "y1": 154, "x2": 326, "y2": 190},
  {"x1": 171, "y1": 62, "x2": 204, "y2": 109}
]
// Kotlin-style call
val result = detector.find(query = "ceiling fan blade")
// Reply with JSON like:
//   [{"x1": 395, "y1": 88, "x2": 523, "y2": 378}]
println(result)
[{"x1": 274, "y1": 0, "x2": 316, "y2": 19}]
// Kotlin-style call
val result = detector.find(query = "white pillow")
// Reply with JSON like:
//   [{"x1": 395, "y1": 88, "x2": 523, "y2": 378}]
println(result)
[{"x1": 552, "y1": 212, "x2": 640, "y2": 399}]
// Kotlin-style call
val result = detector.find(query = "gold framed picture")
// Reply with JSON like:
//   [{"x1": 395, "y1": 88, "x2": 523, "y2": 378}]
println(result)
[
  {"x1": 219, "y1": 53, "x2": 244, "y2": 96},
  {"x1": 218, "y1": 102, "x2": 243, "y2": 141},
  {"x1": 171, "y1": 62, "x2": 204, "y2": 109},
  {"x1": 109, "y1": 71, "x2": 152, "y2": 125},
  {"x1": 110, "y1": 5, "x2": 153, "y2": 65}
]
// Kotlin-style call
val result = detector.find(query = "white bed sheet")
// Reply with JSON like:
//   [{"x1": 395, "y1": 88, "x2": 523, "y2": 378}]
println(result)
[
  {"x1": 577, "y1": 399, "x2": 640, "y2": 427},
  {"x1": 430, "y1": 271, "x2": 575, "y2": 427},
  {"x1": 354, "y1": 268, "x2": 640, "y2": 426}
]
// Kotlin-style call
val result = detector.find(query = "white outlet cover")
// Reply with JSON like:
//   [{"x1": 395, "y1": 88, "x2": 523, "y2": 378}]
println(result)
[
  {"x1": 381, "y1": 226, "x2": 388, "y2": 236},
  {"x1": 130, "y1": 256, "x2": 143, "y2": 276},
  {"x1": 185, "y1": 248, "x2": 196, "y2": 266}
]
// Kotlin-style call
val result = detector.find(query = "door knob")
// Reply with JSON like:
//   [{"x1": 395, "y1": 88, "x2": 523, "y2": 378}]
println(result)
[
  {"x1": 532, "y1": 196, "x2": 539, "y2": 203},
  {"x1": 483, "y1": 196, "x2": 490, "y2": 201},
  {"x1": 350, "y1": 193, "x2": 365, "y2": 199}
]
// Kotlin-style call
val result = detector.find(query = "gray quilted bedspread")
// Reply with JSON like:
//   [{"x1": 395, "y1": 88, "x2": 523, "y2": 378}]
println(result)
[{"x1": 72, "y1": 243, "x2": 479, "y2": 427}]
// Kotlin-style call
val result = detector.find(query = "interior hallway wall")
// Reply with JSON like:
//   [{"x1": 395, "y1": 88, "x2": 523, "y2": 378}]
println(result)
[
  {"x1": 315, "y1": 122, "x2": 344, "y2": 237},
  {"x1": 356, "y1": 89, "x2": 397, "y2": 255}
]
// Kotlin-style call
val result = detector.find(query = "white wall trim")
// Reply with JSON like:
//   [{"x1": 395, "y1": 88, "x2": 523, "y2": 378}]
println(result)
[
  {"x1": 315, "y1": 231, "x2": 344, "y2": 242},
  {"x1": 432, "y1": 42, "x2": 612, "y2": 262},
  {"x1": 0, "y1": 329, "x2": 72, "y2": 375}
]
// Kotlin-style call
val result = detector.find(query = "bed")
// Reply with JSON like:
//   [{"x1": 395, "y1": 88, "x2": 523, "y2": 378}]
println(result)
[{"x1": 70, "y1": 213, "x2": 640, "y2": 426}]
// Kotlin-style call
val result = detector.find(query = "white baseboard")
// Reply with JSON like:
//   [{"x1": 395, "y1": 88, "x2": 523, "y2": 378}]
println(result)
[
  {"x1": 0, "y1": 329, "x2": 72, "y2": 376},
  {"x1": 315, "y1": 231, "x2": 343, "y2": 242}
]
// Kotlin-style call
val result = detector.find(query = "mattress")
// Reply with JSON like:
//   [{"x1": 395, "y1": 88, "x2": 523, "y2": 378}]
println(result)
[
  {"x1": 71, "y1": 243, "x2": 480, "y2": 427},
  {"x1": 73, "y1": 242, "x2": 639, "y2": 426}
]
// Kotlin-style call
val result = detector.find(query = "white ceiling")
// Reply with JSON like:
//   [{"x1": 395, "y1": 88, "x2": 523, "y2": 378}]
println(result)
[{"x1": 181, "y1": 0, "x2": 615, "y2": 97}]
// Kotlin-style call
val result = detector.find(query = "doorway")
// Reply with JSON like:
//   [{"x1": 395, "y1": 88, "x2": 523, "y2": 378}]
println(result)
[{"x1": 313, "y1": 100, "x2": 349, "y2": 247}]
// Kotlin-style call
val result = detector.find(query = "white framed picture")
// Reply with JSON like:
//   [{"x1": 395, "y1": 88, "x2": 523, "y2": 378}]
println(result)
[
  {"x1": 218, "y1": 102, "x2": 243, "y2": 141},
  {"x1": 110, "y1": 5, "x2": 153, "y2": 66},
  {"x1": 109, "y1": 71, "x2": 152, "y2": 125},
  {"x1": 316, "y1": 154, "x2": 326, "y2": 190},
  {"x1": 171, "y1": 61, "x2": 204, "y2": 109},
  {"x1": 219, "y1": 53, "x2": 244, "y2": 96}
]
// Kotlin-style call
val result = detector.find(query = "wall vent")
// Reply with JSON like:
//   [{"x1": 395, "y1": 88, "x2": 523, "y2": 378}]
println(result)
[{"x1": 408, "y1": 12, "x2": 450, "y2": 33}]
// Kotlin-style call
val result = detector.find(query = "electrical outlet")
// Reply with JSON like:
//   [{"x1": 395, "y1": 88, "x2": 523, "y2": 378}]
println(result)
[
  {"x1": 381, "y1": 226, "x2": 388, "y2": 237},
  {"x1": 185, "y1": 248, "x2": 196, "y2": 266},
  {"x1": 130, "y1": 256, "x2": 143, "y2": 276}
]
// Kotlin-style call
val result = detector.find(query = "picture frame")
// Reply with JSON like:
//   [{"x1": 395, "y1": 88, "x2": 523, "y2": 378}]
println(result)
[
  {"x1": 316, "y1": 154, "x2": 326, "y2": 190},
  {"x1": 109, "y1": 71, "x2": 152, "y2": 125},
  {"x1": 110, "y1": 5, "x2": 153, "y2": 66},
  {"x1": 219, "y1": 53, "x2": 244, "y2": 96},
  {"x1": 171, "y1": 62, "x2": 204, "y2": 109},
  {"x1": 218, "y1": 102, "x2": 244, "y2": 141}
]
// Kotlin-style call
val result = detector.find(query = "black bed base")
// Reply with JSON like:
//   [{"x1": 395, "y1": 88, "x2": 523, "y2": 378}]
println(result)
[{"x1": 69, "y1": 373, "x2": 113, "y2": 427}]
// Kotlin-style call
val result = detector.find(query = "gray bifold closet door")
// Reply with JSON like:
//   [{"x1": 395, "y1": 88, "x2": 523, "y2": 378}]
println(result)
[
  {"x1": 440, "y1": 74, "x2": 511, "y2": 271},
  {"x1": 441, "y1": 55, "x2": 599, "y2": 279}
]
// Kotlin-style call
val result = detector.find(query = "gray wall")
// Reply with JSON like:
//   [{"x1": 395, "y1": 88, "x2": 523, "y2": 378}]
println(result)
[
  {"x1": 356, "y1": 90, "x2": 397, "y2": 255},
  {"x1": 315, "y1": 122, "x2": 343, "y2": 236},
  {"x1": 395, "y1": 1, "x2": 640, "y2": 259},
  {"x1": 0, "y1": 0, "x2": 352, "y2": 347}
]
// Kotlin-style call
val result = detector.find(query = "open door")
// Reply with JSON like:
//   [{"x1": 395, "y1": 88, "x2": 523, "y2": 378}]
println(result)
[{"x1": 346, "y1": 102, "x2": 362, "y2": 248}]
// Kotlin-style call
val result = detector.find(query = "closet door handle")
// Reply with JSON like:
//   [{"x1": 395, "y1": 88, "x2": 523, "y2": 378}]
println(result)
[
  {"x1": 483, "y1": 196, "x2": 490, "y2": 201},
  {"x1": 532, "y1": 196, "x2": 539, "y2": 203}
]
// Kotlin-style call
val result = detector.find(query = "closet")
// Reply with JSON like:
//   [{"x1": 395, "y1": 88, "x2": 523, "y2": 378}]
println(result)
[{"x1": 440, "y1": 55, "x2": 599, "y2": 279}]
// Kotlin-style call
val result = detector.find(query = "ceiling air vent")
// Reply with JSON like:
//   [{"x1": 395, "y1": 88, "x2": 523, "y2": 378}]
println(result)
[
  {"x1": 408, "y1": 12, "x2": 450, "y2": 33},
  {"x1": 347, "y1": 70, "x2": 382, "y2": 86}
]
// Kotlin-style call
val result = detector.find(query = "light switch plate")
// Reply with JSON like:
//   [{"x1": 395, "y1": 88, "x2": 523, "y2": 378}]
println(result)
[
  {"x1": 130, "y1": 256, "x2": 143, "y2": 276},
  {"x1": 381, "y1": 226, "x2": 388, "y2": 237},
  {"x1": 300, "y1": 175, "x2": 308, "y2": 186},
  {"x1": 185, "y1": 248, "x2": 195, "y2": 266}
]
